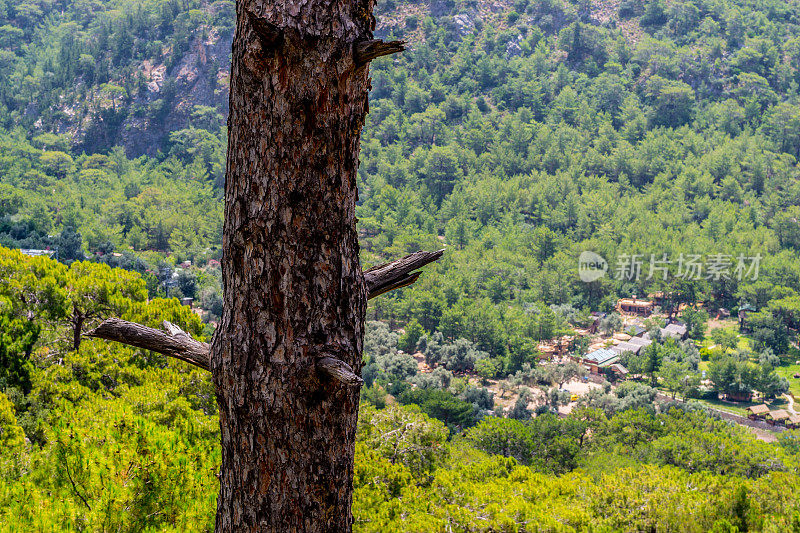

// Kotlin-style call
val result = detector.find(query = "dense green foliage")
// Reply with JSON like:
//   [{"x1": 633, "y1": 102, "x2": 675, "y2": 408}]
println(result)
[
  {"x1": 0, "y1": 132, "x2": 223, "y2": 259},
  {"x1": 354, "y1": 400, "x2": 800, "y2": 531},
  {"x1": 0, "y1": 0, "x2": 233, "y2": 155},
  {"x1": 0, "y1": 247, "x2": 219, "y2": 530}
]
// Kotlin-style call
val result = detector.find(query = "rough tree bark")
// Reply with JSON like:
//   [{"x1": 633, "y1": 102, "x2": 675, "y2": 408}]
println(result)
[
  {"x1": 87, "y1": 1, "x2": 442, "y2": 531},
  {"x1": 214, "y1": 2, "x2": 391, "y2": 528}
]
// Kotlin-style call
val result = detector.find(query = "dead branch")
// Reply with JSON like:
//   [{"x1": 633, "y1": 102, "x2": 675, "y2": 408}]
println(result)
[
  {"x1": 86, "y1": 318, "x2": 211, "y2": 370},
  {"x1": 363, "y1": 249, "x2": 444, "y2": 298}
]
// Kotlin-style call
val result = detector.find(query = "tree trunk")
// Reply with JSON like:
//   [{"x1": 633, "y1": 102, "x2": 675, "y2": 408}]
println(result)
[
  {"x1": 211, "y1": 1, "x2": 376, "y2": 530},
  {"x1": 72, "y1": 308, "x2": 84, "y2": 352}
]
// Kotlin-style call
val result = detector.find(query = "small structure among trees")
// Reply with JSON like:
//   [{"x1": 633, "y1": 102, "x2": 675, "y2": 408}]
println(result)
[
  {"x1": 746, "y1": 404, "x2": 769, "y2": 420},
  {"x1": 617, "y1": 297, "x2": 654, "y2": 317},
  {"x1": 767, "y1": 409, "x2": 790, "y2": 426},
  {"x1": 577, "y1": 348, "x2": 618, "y2": 374},
  {"x1": 738, "y1": 303, "x2": 756, "y2": 331}
]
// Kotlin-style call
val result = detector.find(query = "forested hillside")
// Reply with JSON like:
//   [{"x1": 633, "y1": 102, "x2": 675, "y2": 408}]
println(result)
[{"x1": 3, "y1": 0, "x2": 800, "y2": 530}]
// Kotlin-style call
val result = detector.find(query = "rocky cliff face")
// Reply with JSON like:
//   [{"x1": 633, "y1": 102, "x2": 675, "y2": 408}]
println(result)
[
  {"x1": 100, "y1": 28, "x2": 233, "y2": 158},
  {"x1": 118, "y1": 28, "x2": 232, "y2": 157}
]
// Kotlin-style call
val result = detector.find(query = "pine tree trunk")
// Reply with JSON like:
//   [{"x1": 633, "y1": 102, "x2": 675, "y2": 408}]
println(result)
[
  {"x1": 72, "y1": 309, "x2": 84, "y2": 352},
  {"x1": 210, "y1": 1, "x2": 376, "y2": 530}
]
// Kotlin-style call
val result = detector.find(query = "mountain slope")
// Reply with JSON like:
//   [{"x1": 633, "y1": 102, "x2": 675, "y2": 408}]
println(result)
[{"x1": 0, "y1": 0, "x2": 799, "y2": 363}]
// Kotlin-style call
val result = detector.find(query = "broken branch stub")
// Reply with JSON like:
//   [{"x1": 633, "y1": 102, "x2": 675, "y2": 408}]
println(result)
[
  {"x1": 354, "y1": 39, "x2": 406, "y2": 67},
  {"x1": 363, "y1": 249, "x2": 443, "y2": 297},
  {"x1": 316, "y1": 357, "x2": 363, "y2": 386}
]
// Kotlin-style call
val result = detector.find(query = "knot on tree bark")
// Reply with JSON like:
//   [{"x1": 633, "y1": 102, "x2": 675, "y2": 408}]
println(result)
[{"x1": 246, "y1": 7, "x2": 283, "y2": 50}]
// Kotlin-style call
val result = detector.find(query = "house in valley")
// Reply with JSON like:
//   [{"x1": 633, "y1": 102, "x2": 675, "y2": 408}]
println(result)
[
  {"x1": 617, "y1": 297, "x2": 654, "y2": 317},
  {"x1": 578, "y1": 348, "x2": 619, "y2": 374},
  {"x1": 746, "y1": 404, "x2": 769, "y2": 420},
  {"x1": 767, "y1": 409, "x2": 790, "y2": 426}
]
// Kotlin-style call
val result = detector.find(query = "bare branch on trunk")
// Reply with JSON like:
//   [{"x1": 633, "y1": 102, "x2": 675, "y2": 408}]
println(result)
[
  {"x1": 363, "y1": 249, "x2": 444, "y2": 298},
  {"x1": 86, "y1": 318, "x2": 211, "y2": 370}
]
